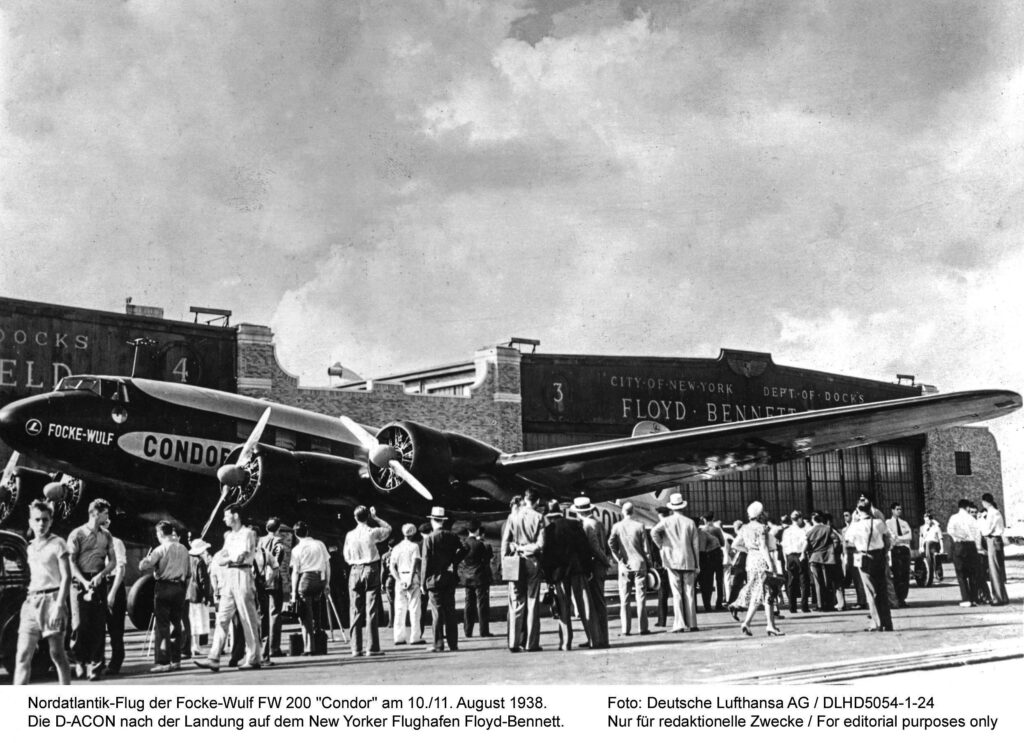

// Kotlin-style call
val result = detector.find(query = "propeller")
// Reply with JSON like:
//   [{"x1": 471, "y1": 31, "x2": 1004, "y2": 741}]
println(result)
[
  {"x1": 201, "y1": 407, "x2": 272, "y2": 539},
  {"x1": 339, "y1": 415, "x2": 433, "y2": 501}
]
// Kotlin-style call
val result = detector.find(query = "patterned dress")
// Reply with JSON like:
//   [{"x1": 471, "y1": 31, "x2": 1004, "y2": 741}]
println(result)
[{"x1": 734, "y1": 521, "x2": 777, "y2": 609}]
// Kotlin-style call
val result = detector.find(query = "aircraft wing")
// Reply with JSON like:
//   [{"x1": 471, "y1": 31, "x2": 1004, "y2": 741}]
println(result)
[{"x1": 493, "y1": 389, "x2": 1021, "y2": 500}]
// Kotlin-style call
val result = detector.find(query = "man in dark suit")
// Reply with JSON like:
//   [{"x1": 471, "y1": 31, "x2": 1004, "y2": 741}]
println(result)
[
  {"x1": 422, "y1": 507, "x2": 468, "y2": 652},
  {"x1": 458, "y1": 521, "x2": 493, "y2": 638},
  {"x1": 538, "y1": 500, "x2": 593, "y2": 651}
]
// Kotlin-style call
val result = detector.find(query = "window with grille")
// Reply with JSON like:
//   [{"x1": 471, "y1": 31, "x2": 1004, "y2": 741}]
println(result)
[{"x1": 954, "y1": 451, "x2": 972, "y2": 476}]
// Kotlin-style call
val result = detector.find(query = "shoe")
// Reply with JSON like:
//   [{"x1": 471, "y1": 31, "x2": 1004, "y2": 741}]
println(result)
[
  {"x1": 741, "y1": 625, "x2": 752, "y2": 637},
  {"x1": 688, "y1": 627, "x2": 700, "y2": 632},
  {"x1": 559, "y1": 645, "x2": 571, "y2": 651},
  {"x1": 429, "y1": 647, "x2": 444, "y2": 653},
  {"x1": 149, "y1": 664, "x2": 172, "y2": 673},
  {"x1": 351, "y1": 649, "x2": 362, "y2": 657},
  {"x1": 194, "y1": 658, "x2": 221, "y2": 672},
  {"x1": 729, "y1": 606, "x2": 740, "y2": 622},
  {"x1": 509, "y1": 647, "x2": 522, "y2": 653},
  {"x1": 801, "y1": 608, "x2": 811, "y2": 614},
  {"x1": 639, "y1": 629, "x2": 652, "y2": 635},
  {"x1": 479, "y1": 632, "x2": 493, "y2": 638},
  {"x1": 767, "y1": 628, "x2": 785, "y2": 637},
  {"x1": 264, "y1": 658, "x2": 274, "y2": 666},
  {"x1": 410, "y1": 640, "x2": 427, "y2": 645},
  {"x1": 578, "y1": 642, "x2": 591, "y2": 648},
  {"x1": 525, "y1": 647, "x2": 543, "y2": 652},
  {"x1": 227, "y1": 659, "x2": 239, "y2": 667},
  {"x1": 864, "y1": 626, "x2": 881, "y2": 632},
  {"x1": 237, "y1": 663, "x2": 261, "y2": 671},
  {"x1": 169, "y1": 662, "x2": 181, "y2": 670},
  {"x1": 671, "y1": 628, "x2": 686, "y2": 634},
  {"x1": 364, "y1": 650, "x2": 385, "y2": 657},
  {"x1": 958, "y1": 601, "x2": 974, "y2": 608}
]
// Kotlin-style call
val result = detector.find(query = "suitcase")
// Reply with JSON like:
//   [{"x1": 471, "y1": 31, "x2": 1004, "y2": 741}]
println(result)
[
  {"x1": 288, "y1": 632, "x2": 304, "y2": 656},
  {"x1": 311, "y1": 629, "x2": 328, "y2": 656}
]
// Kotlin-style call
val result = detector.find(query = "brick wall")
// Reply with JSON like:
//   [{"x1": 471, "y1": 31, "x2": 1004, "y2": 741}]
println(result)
[
  {"x1": 235, "y1": 324, "x2": 524, "y2": 452},
  {"x1": 922, "y1": 427, "x2": 1004, "y2": 520}
]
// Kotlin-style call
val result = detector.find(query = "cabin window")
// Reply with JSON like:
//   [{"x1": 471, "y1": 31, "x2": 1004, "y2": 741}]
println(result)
[{"x1": 275, "y1": 430, "x2": 296, "y2": 451}]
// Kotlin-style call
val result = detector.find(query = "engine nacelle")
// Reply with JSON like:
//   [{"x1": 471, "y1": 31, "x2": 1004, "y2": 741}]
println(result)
[{"x1": 368, "y1": 421, "x2": 500, "y2": 498}]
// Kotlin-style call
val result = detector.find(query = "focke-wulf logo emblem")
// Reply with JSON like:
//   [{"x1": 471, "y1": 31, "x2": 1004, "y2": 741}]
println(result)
[{"x1": 25, "y1": 419, "x2": 43, "y2": 436}]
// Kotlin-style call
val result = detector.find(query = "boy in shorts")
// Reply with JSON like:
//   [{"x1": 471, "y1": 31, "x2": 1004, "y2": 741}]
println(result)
[{"x1": 15, "y1": 499, "x2": 72, "y2": 685}]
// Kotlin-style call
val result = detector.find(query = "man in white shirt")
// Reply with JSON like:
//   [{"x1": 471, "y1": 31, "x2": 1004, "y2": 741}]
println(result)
[
  {"x1": 343, "y1": 505, "x2": 391, "y2": 656},
  {"x1": 946, "y1": 499, "x2": 982, "y2": 607},
  {"x1": 886, "y1": 503, "x2": 912, "y2": 608},
  {"x1": 847, "y1": 505, "x2": 893, "y2": 631},
  {"x1": 290, "y1": 521, "x2": 331, "y2": 654},
  {"x1": 195, "y1": 504, "x2": 262, "y2": 671},
  {"x1": 980, "y1": 493, "x2": 1008, "y2": 605},
  {"x1": 782, "y1": 512, "x2": 810, "y2": 613},
  {"x1": 920, "y1": 513, "x2": 944, "y2": 586},
  {"x1": 390, "y1": 524, "x2": 424, "y2": 645}
]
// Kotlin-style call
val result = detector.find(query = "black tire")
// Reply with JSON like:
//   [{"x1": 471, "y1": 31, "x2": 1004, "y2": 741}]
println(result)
[{"x1": 127, "y1": 574, "x2": 155, "y2": 631}]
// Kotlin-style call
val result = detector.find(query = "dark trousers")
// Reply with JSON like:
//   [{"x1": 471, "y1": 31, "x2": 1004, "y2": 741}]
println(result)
[
  {"x1": 890, "y1": 546, "x2": 911, "y2": 603},
  {"x1": 552, "y1": 574, "x2": 590, "y2": 649},
  {"x1": 986, "y1": 537, "x2": 1008, "y2": 604},
  {"x1": 463, "y1": 583, "x2": 491, "y2": 637},
  {"x1": 427, "y1": 578, "x2": 459, "y2": 651},
  {"x1": 809, "y1": 562, "x2": 835, "y2": 611},
  {"x1": 951, "y1": 541, "x2": 979, "y2": 603},
  {"x1": 583, "y1": 566, "x2": 609, "y2": 649},
  {"x1": 153, "y1": 581, "x2": 186, "y2": 665},
  {"x1": 859, "y1": 549, "x2": 892, "y2": 630},
  {"x1": 298, "y1": 572, "x2": 324, "y2": 648},
  {"x1": 654, "y1": 568, "x2": 670, "y2": 625},
  {"x1": 698, "y1": 548, "x2": 724, "y2": 610},
  {"x1": 105, "y1": 582, "x2": 126, "y2": 673},
  {"x1": 727, "y1": 553, "x2": 747, "y2": 605},
  {"x1": 348, "y1": 563, "x2": 382, "y2": 653},
  {"x1": 785, "y1": 554, "x2": 810, "y2": 611},
  {"x1": 260, "y1": 584, "x2": 285, "y2": 655},
  {"x1": 71, "y1": 576, "x2": 107, "y2": 671},
  {"x1": 974, "y1": 554, "x2": 992, "y2": 603}
]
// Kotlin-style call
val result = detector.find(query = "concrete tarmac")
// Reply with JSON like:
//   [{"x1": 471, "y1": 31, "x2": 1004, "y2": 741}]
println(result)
[{"x1": 8, "y1": 561, "x2": 1022, "y2": 686}]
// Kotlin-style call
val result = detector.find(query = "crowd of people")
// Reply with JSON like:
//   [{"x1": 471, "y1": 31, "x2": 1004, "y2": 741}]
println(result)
[{"x1": 11, "y1": 486, "x2": 1012, "y2": 684}]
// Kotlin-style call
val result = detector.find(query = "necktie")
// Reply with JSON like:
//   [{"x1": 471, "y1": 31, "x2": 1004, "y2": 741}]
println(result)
[{"x1": 896, "y1": 520, "x2": 903, "y2": 537}]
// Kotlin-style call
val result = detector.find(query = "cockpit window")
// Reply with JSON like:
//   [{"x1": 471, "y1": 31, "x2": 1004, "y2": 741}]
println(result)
[{"x1": 55, "y1": 376, "x2": 129, "y2": 403}]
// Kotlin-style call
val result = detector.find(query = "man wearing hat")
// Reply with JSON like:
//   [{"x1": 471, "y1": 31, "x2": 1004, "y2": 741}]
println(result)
[
  {"x1": 650, "y1": 493, "x2": 700, "y2": 632},
  {"x1": 502, "y1": 488, "x2": 545, "y2": 652},
  {"x1": 608, "y1": 501, "x2": 652, "y2": 636},
  {"x1": 390, "y1": 524, "x2": 425, "y2": 645},
  {"x1": 538, "y1": 500, "x2": 593, "y2": 650},
  {"x1": 573, "y1": 496, "x2": 611, "y2": 649},
  {"x1": 422, "y1": 506, "x2": 468, "y2": 652}
]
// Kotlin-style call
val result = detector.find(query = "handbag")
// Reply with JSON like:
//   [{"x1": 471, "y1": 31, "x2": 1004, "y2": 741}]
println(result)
[{"x1": 501, "y1": 554, "x2": 523, "y2": 582}]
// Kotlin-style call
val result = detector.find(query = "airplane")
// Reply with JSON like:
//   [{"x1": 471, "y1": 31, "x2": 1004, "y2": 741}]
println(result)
[{"x1": 0, "y1": 372, "x2": 1019, "y2": 534}]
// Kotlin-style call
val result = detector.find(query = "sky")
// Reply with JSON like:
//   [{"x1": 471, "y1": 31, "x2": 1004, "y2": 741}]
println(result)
[{"x1": 2, "y1": 1, "x2": 1023, "y2": 513}]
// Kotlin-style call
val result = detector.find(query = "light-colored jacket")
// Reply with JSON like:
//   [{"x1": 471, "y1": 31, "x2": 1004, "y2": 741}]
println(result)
[{"x1": 650, "y1": 513, "x2": 699, "y2": 571}]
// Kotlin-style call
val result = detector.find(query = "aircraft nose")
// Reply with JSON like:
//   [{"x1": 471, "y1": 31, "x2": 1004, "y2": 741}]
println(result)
[{"x1": 0, "y1": 398, "x2": 39, "y2": 449}]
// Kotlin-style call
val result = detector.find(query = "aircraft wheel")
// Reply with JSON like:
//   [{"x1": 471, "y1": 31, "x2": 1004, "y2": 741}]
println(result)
[{"x1": 127, "y1": 574, "x2": 154, "y2": 631}]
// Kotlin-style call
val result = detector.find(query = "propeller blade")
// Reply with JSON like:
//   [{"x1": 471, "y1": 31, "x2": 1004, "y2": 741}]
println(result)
[
  {"x1": 339, "y1": 415, "x2": 379, "y2": 450},
  {"x1": 199, "y1": 486, "x2": 231, "y2": 540},
  {"x1": 238, "y1": 407, "x2": 273, "y2": 467},
  {"x1": 388, "y1": 460, "x2": 433, "y2": 501}
]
